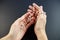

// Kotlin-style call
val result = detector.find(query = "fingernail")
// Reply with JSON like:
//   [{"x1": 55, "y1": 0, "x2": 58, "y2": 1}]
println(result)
[
  {"x1": 29, "y1": 5, "x2": 31, "y2": 8},
  {"x1": 33, "y1": 3, "x2": 36, "y2": 5},
  {"x1": 40, "y1": 6, "x2": 43, "y2": 9}
]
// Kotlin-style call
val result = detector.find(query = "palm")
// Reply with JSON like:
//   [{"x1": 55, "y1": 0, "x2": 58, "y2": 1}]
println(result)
[
  {"x1": 9, "y1": 18, "x2": 26, "y2": 40},
  {"x1": 8, "y1": 12, "x2": 35, "y2": 40}
]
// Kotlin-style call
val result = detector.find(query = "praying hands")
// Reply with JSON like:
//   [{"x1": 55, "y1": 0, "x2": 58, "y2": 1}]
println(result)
[{"x1": 0, "y1": 3, "x2": 48, "y2": 40}]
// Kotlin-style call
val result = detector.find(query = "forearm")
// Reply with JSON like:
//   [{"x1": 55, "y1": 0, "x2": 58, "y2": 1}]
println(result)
[
  {"x1": 0, "y1": 33, "x2": 13, "y2": 40},
  {"x1": 37, "y1": 29, "x2": 48, "y2": 40},
  {"x1": 35, "y1": 24, "x2": 48, "y2": 40}
]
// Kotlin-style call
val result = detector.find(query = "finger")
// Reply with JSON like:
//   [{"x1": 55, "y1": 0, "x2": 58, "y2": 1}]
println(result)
[
  {"x1": 22, "y1": 12, "x2": 30, "y2": 19},
  {"x1": 25, "y1": 12, "x2": 34, "y2": 20},
  {"x1": 43, "y1": 12, "x2": 47, "y2": 18},
  {"x1": 40, "y1": 6, "x2": 43, "y2": 11},
  {"x1": 29, "y1": 5, "x2": 36, "y2": 13},
  {"x1": 40, "y1": 6, "x2": 44, "y2": 13},
  {"x1": 32, "y1": 6, "x2": 36, "y2": 12},
  {"x1": 28, "y1": 5, "x2": 35, "y2": 14},
  {"x1": 22, "y1": 13, "x2": 35, "y2": 25},
  {"x1": 26, "y1": 20, "x2": 34, "y2": 29},
  {"x1": 22, "y1": 19, "x2": 27, "y2": 25},
  {"x1": 21, "y1": 12, "x2": 31, "y2": 23},
  {"x1": 26, "y1": 17, "x2": 35, "y2": 28},
  {"x1": 15, "y1": 12, "x2": 31, "y2": 23},
  {"x1": 17, "y1": 12, "x2": 30, "y2": 21},
  {"x1": 29, "y1": 5, "x2": 33, "y2": 10},
  {"x1": 33, "y1": 3, "x2": 42, "y2": 16},
  {"x1": 27, "y1": 9, "x2": 32, "y2": 12},
  {"x1": 22, "y1": 14, "x2": 34, "y2": 25},
  {"x1": 41, "y1": 12, "x2": 46, "y2": 16},
  {"x1": 28, "y1": 7, "x2": 35, "y2": 14},
  {"x1": 43, "y1": 12, "x2": 46, "y2": 15},
  {"x1": 30, "y1": 13, "x2": 34, "y2": 17},
  {"x1": 33, "y1": 3, "x2": 40, "y2": 10}
]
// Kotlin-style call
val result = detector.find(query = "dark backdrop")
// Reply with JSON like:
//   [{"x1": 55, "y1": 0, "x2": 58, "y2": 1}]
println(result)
[{"x1": 0, "y1": 0, "x2": 60, "y2": 40}]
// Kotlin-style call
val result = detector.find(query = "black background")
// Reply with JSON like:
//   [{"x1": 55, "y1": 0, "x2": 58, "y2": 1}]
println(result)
[{"x1": 0, "y1": 0, "x2": 60, "y2": 40}]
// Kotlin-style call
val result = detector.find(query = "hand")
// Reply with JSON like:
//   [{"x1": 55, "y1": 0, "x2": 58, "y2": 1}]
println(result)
[
  {"x1": 0, "y1": 4, "x2": 36, "y2": 40},
  {"x1": 29, "y1": 3, "x2": 48, "y2": 40},
  {"x1": 0, "y1": 3, "x2": 48, "y2": 40},
  {"x1": 33, "y1": 3, "x2": 47, "y2": 40},
  {"x1": 32, "y1": 3, "x2": 47, "y2": 30},
  {"x1": 28, "y1": 3, "x2": 47, "y2": 31},
  {"x1": 9, "y1": 11, "x2": 35, "y2": 40}
]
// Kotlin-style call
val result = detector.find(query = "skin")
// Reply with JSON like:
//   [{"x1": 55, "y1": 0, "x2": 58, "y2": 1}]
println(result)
[
  {"x1": 0, "y1": 11, "x2": 35, "y2": 40},
  {"x1": 28, "y1": 3, "x2": 48, "y2": 40},
  {"x1": 33, "y1": 3, "x2": 48, "y2": 40},
  {"x1": 0, "y1": 3, "x2": 48, "y2": 40}
]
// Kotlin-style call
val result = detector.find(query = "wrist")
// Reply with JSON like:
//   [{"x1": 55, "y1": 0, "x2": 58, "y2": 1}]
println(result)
[
  {"x1": 0, "y1": 33, "x2": 13, "y2": 40},
  {"x1": 36, "y1": 29, "x2": 48, "y2": 40}
]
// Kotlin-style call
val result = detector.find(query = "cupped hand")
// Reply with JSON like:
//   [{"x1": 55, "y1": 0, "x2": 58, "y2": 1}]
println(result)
[
  {"x1": 9, "y1": 11, "x2": 35, "y2": 40},
  {"x1": 29, "y1": 3, "x2": 47, "y2": 40}
]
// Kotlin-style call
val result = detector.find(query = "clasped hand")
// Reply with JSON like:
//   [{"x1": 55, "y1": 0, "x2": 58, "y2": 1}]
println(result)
[{"x1": 0, "y1": 3, "x2": 48, "y2": 40}]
